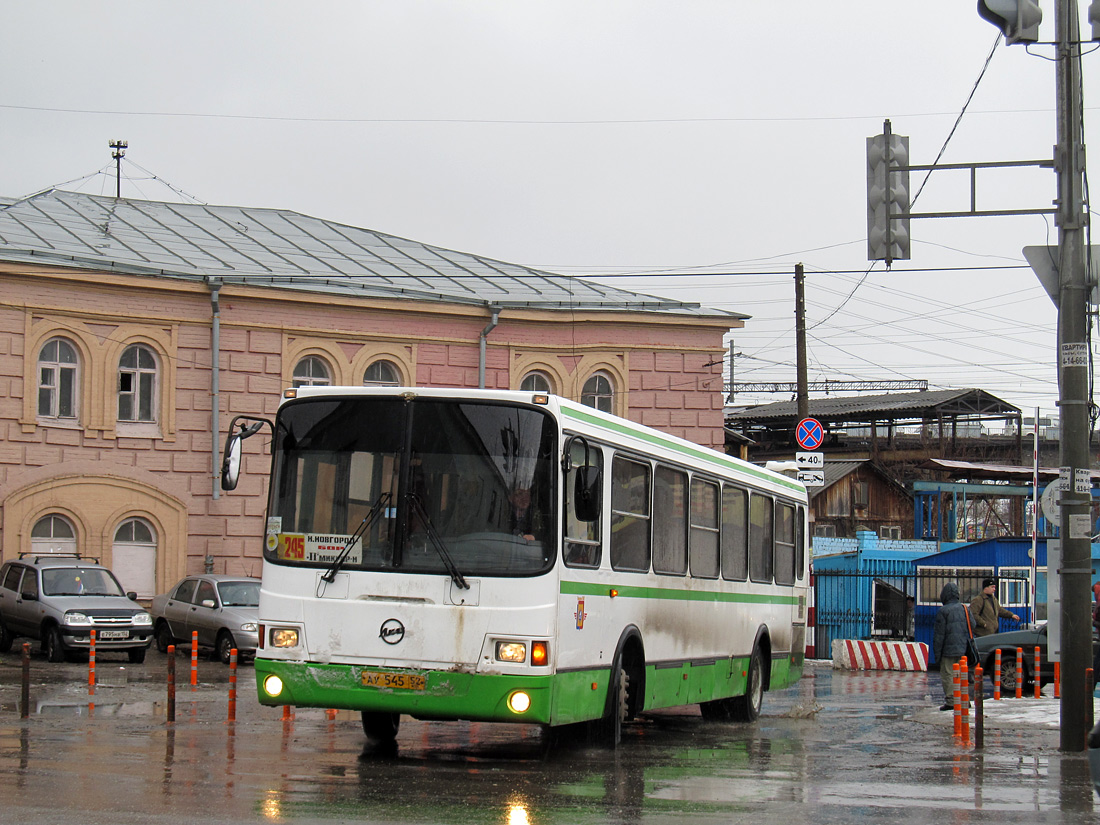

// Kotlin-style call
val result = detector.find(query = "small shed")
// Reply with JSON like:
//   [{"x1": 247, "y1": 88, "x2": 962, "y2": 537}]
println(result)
[{"x1": 809, "y1": 459, "x2": 913, "y2": 540}]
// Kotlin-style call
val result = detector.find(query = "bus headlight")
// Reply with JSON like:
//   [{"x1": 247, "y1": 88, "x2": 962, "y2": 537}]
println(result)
[
  {"x1": 263, "y1": 674, "x2": 284, "y2": 698},
  {"x1": 507, "y1": 691, "x2": 532, "y2": 714},
  {"x1": 270, "y1": 628, "x2": 299, "y2": 648},
  {"x1": 496, "y1": 641, "x2": 526, "y2": 663}
]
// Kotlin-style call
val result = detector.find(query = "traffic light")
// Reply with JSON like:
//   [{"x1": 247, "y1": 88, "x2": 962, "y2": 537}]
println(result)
[
  {"x1": 866, "y1": 121, "x2": 910, "y2": 265},
  {"x1": 977, "y1": 0, "x2": 1042, "y2": 44}
]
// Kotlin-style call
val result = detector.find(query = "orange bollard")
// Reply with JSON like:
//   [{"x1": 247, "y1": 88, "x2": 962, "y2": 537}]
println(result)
[
  {"x1": 1055, "y1": 662, "x2": 1061, "y2": 698},
  {"x1": 994, "y1": 648, "x2": 1002, "y2": 700},
  {"x1": 282, "y1": 704, "x2": 293, "y2": 721},
  {"x1": 960, "y1": 658, "x2": 970, "y2": 743},
  {"x1": 88, "y1": 627, "x2": 97, "y2": 697},
  {"x1": 953, "y1": 661, "x2": 962, "y2": 736},
  {"x1": 191, "y1": 630, "x2": 199, "y2": 688},
  {"x1": 1015, "y1": 647, "x2": 1023, "y2": 699},
  {"x1": 1034, "y1": 646, "x2": 1041, "y2": 699},
  {"x1": 227, "y1": 648, "x2": 237, "y2": 723},
  {"x1": 974, "y1": 665, "x2": 984, "y2": 750},
  {"x1": 326, "y1": 709, "x2": 337, "y2": 720},
  {"x1": 21, "y1": 642, "x2": 31, "y2": 719}
]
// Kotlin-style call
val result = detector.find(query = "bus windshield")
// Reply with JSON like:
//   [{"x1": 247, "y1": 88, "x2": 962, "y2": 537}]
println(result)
[{"x1": 265, "y1": 396, "x2": 557, "y2": 577}]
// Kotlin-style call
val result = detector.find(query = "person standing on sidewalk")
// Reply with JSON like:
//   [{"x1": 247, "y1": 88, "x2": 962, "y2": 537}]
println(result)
[
  {"x1": 969, "y1": 577, "x2": 1019, "y2": 637},
  {"x1": 933, "y1": 582, "x2": 971, "y2": 711}
]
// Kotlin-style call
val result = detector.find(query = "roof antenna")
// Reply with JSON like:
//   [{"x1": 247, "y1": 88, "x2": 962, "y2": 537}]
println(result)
[{"x1": 109, "y1": 140, "x2": 127, "y2": 198}]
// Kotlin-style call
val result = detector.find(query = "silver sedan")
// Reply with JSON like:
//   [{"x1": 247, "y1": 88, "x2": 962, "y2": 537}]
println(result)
[{"x1": 151, "y1": 574, "x2": 260, "y2": 664}]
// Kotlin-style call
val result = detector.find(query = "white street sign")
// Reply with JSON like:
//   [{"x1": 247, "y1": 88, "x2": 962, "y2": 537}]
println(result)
[
  {"x1": 796, "y1": 451, "x2": 824, "y2": 468},
  {"x1": 797, "y1": 470, "x2": 824, "y2": 487}
]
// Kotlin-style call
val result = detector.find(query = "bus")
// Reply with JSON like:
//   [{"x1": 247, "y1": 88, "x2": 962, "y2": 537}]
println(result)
[{"x1": 221, "y1": 387, "x2": 809, "y2": 746}]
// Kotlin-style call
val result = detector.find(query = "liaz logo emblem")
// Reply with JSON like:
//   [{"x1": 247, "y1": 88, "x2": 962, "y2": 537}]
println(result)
[
  {"x1": 379, "y1": 619, "x2": 405, "y2": 645},
  {"x1": 574, "y1": 597, "x2": 587, "y2": 630}
]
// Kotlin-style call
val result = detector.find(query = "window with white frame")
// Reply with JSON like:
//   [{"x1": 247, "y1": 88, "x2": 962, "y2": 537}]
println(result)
[
  {"x1": 112, "y1": 517, "x2": 157, "y2": 598},
  {"x1": 363, "y1": 359, "x2": 401, "y2": 387},
  {"x1": 37, "y1": 338, "x2": 79, "y2": 420},
  {"x1": 581, "y1": 372, "x2": 614, "y2": 413},
  {"x1": 293, "y1": 356, "x2": 332, "y2": 387},
  {"x1": 520, "y1": 371, "x2": 552, "y2": 393},
  {"x1": 118, "y1": 344, "x2": 158, "y2": 422},
  {"x1": 31, "y1": 514, "x2": 77, "y2": 556}
]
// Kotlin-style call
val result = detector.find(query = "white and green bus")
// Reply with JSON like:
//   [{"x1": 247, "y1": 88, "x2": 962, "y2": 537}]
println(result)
[{"x1": 222, "y1": 387, "x2": 809, "y2": 746}]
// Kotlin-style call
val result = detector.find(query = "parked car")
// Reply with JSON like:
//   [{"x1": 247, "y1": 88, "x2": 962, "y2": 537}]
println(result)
[
  {"x1": 973, "y1": 622, "x2": 1098, "y2": 693},
  {"x1": 151, "y1": 574, "x2": 260, "y2": 663},
  {"x1": 0, "y1": 554, "x2": 153, "y2": 663}
]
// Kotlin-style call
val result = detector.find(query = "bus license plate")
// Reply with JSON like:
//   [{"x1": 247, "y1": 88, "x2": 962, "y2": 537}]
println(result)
[
  {"x1": 98, "y1": 630, "x2": 129, "y2": 640},
  {"x1": 360, "y1": 670, "x2": 425, "y2": 691}
]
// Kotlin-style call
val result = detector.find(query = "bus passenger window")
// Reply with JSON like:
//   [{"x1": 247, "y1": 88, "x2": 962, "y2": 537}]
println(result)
[
  {"x1": 564, "y1": 438, "x2": 602, "y2": 569},
  {"x1": 774, "y1": 502, "x2": 796, "y2": 586},
  {"x1": 610, "y1": 456, "x2": 650, "y2": 572},
  {"x1": 749, "y1": 493, "x2": 773, "y2": 584},
  {"x1": 653, "y1": 466, "x2": 686, "y2": 575},
  {"x1": 721, "y1": 485, "x2": 748, "y2": 581},
  {"x1": 690, "y1": 478, "x2": 719, "y2": 578}
]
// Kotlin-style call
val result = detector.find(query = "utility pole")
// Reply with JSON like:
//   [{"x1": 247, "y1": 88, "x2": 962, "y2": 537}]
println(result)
[
  {"x1": 109, "y1": 140, "x2": 127, "y2": 198},
  {"x1": 794, "y1": 263, "x2": 809, "y2": 420},
  {"x1": 1053, "y1": 0, "x2": 1090, "y2": 753}
]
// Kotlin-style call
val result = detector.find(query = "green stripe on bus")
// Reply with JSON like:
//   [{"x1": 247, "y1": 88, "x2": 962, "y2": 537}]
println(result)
[
  {"x1": 560, "y1": 579, "x2": 800, "y2": 605},
  {"x1": 561, "y1": 406, "x2": 805, "y2": 494}
]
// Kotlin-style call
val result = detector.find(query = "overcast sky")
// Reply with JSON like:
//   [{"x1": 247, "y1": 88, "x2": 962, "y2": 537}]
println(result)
[{"x1": 1, "y1": 2, "x2": 1092, "y2": 426}]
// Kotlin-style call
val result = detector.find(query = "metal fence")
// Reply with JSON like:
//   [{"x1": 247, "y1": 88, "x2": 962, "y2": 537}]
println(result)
[{"x1": 812, "y1": 570, "x2": 1032, "y2": 659}]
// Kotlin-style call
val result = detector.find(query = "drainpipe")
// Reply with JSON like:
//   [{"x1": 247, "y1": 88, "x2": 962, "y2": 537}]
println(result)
[
  {"x1": 478, "y1": 306, "x2": 500, "y2": 389},
  {"x1": 207, "y1": 278, "x2": 223, "y2": 500}
]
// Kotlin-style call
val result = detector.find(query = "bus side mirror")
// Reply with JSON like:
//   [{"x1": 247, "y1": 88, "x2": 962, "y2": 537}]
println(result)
[
  {"x1": 574, "y1": 467, "x2": 602, "y2": 522},
  {"x1": 221, "y1": 432, "x2": 244, "y2": 491}
]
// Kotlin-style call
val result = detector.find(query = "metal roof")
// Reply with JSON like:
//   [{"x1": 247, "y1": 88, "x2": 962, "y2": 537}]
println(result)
[
  {"x1": 0, "y1": 189, "x2": 743, "y2": 318},
  {"x1": 726, "y1": 388, "x2": 1020, "y2": 426}
]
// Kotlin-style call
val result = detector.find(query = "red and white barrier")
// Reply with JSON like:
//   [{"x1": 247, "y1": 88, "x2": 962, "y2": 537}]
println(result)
[{"x1": 831, "y1": 639, "x2": 929, "y2": 672}]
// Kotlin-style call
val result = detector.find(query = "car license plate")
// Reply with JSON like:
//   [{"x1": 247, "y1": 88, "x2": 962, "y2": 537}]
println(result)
[
  {"x1": 360, "y1": 669, "x2": 426, "y2": 691},
  {"x1": 98, "y1": 630, "x2": 129, "y2": 640}
]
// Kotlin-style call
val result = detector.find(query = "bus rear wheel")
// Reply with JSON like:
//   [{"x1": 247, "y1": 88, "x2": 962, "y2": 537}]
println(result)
[
  {"x1": 729, "y1": 647, "x2": 764, "y2": 722},
  {"x1": 361, "y1": 711, "x2": 400, "y2": 743}
]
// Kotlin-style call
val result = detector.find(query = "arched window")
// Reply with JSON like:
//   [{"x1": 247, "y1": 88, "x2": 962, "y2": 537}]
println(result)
[
  {"x1": 31, "y1": 514, "x2": 77, "y2": 556},
  {"x1": 520, "y1": 371, "x2": 552, "y2": 393},
  {"x1": 363, "y1": 359, "x2": 401, "y2": 387},
  {"x1": 581, "y1": 372, "x2": 614, "y2": 413},
  {"x1": 112, "y1": 517, "x2": 157, "y2": 598},
  {"x1": 293, "y1": 356, "x2": 332, "y2": 388},
  {"x1": 118, "y1": 344, "x2": 158, "y2": 422},
  {"x1": 37, "y1": 338, "x2": 79, "y2": 420}
]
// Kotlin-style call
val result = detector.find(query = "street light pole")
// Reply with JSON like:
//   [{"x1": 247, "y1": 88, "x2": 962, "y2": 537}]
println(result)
[{"x1": 1054, "y1": 0, "x2": 1091, "y2": 753}]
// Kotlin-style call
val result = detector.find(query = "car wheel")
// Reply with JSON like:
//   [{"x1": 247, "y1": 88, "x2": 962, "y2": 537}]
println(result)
[
  {"x1": 361, "y1": 711, "x2": 401, "y2": 742},
  {"x1": 155, "y1": 622, "x2": 176, "y2": 654},
  {"x1": 44, "y1": 625, "x2": 66, "y2": 663},
  {"x1": 0, "y1": 620, "x2": 13, "y2": 653},
  {"x1": 127, "y1": 647, "x2": 147, "y2": 664},
  {"x1": 216, "y1": 631, "x2": 236, "y2": 665},
  {"x1": 730, "y1": 647, "x2": 764, "y2": 722},
  {"x1": 995, "y1": 653, "x2": 1030, "y2": 693}
]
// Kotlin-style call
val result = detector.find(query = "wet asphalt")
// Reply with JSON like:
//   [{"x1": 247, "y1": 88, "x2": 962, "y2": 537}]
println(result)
[{"x1": 0, "y1": 645, "x2": 1096, "y2": 824}]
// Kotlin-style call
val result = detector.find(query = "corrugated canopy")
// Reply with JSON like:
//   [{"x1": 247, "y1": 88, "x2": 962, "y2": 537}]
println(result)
[
  {"x1": 0, "y1": 190, "x2": 744, "y2": 318},
  {"x1": 726, "y1": 389, "x2": 1020, "y2": 427}
]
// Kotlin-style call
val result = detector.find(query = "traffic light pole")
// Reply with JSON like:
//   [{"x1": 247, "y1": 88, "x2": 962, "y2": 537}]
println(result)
[{"x1": 1054, "y1": 0, "x2": 1091, "y2": 753}]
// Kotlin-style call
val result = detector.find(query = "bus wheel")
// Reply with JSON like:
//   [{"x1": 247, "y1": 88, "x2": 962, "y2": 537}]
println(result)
[
  {"x1": 361, "y1": 711, "x2": 400, "y2": 742},
  {"x1": 730, "y1": 647, "x2": 763, "y2": 722},
  {"x1": 588, "y1": 665, "x2": 629, "y2": 747}
]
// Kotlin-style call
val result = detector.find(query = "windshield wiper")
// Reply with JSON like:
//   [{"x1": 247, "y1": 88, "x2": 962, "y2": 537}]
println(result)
[
  {"x1": 408, "y1": 494, "x2": 469, "y2": 591},
  {"x1": 320, "y1": 492, "x2": 392, "y2": 583}
]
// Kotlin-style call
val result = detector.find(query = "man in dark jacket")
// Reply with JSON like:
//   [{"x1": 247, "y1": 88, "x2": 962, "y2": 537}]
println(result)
[
  {"x1": 969, "y1": 577, "x2": 1019, "y2": 637},
  {"x1": 932, "y1": 582, "x2": 972, "y2": 710}
]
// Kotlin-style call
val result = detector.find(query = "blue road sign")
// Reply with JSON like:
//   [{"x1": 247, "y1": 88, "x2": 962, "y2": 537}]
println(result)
[{"x1": 796, "y1": 417, "x2": 824, "y2": 451}]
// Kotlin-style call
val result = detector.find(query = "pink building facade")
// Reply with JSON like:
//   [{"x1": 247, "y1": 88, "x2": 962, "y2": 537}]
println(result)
[{"x1": 0, "y1": 191, "x2": 741, "y2": 598}]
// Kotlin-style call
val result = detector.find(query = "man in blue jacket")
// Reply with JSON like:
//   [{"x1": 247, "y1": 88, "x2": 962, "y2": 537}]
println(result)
[{"x1": 932, "y1": 582, "x2": 972, "y2": 710}]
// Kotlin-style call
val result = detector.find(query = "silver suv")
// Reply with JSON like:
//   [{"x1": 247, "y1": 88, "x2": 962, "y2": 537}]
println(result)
[{"x1": 0, "y1": 554, "x2": 153, "y2": 663}]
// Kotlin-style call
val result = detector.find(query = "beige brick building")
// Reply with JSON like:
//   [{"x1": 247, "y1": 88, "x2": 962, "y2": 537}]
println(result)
[{"x1": 0, "y1": 190, "x2": 743, "y2": 597}]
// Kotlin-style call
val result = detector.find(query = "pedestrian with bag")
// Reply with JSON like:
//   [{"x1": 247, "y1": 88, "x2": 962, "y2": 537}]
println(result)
[
  {"x1": 969, "y1": 577, "x2": 1019, "y2": 637},
  {"x1": 933, "y1": 582, "x2": 976, "y2": 710}
]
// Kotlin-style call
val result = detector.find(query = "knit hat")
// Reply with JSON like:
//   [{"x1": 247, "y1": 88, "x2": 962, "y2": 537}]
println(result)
[{"x1": 981, "y1": 577, "x2": 996, "y2": 589}]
